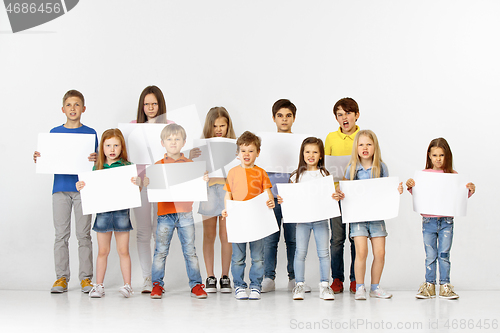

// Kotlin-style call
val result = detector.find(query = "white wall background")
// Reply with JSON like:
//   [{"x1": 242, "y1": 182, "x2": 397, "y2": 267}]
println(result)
[{"x1": 0, "y1": 0, "x2": 498, "y2": 291}]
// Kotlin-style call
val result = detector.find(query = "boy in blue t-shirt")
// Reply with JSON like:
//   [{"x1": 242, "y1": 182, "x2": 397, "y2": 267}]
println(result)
[{"x1": 33, "y1": 90, "x2": 98, "y2": 293}]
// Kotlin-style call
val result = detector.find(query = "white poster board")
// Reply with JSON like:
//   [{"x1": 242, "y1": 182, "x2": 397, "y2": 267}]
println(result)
[
  {"x1": 78, "y1": 164, "x2": 141, "y2": 215},
  {"x1": 412, "y1": 171, "x2": 468, "y2": 217},
  {"x1": 339, "y1": 177, "x2": 401, "y2": 223},
  {"x1": 226, "y1": 192, "x2": 278, "y2": 243},
  {"x1": 278, "y1": 175, "x2": 340, "y2": 223},
  {"x1": 146, "y1": 161, "x2": 207, "y2": 202},
  {"x1": 118, "y1": 104, "x2": 203, "y2": 165},
  {"x1": 256, "y1": 132, "x2": 311, "y2": 173},
  {"x1": 36, "y1": 133, "x2": 95, "y2": 174},
  {"x1": 192, "y1": 138, "x2": 239, "y2": 178}
]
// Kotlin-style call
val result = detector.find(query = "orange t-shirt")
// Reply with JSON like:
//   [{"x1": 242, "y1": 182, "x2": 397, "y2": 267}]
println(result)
[
  {"x1": 224, "y1": 165, "x2": 272, "y2": 201},
  {"x1": 155, "y1": 154, "x2": 194, "y2": 216}
]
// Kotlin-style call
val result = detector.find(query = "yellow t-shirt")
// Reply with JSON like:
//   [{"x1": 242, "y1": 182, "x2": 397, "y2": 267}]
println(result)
[{"x1": 324, "y1": 126, "x2": 360, "y2": 156}]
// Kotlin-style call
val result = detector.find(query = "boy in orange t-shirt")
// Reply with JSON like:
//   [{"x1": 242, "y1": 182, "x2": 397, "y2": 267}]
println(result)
[{"x1": 222, "y1": 131, "x2": 274, "y2": 300}]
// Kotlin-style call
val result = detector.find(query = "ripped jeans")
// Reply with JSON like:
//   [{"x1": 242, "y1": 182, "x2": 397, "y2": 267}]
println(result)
[{"x1": 422, "y1": 217, "x2": 454, "y2": 284}]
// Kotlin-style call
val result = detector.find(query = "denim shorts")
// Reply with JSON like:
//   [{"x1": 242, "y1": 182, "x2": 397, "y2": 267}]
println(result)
[
  {"x1": 349, "y1": 220, "x2": 387, "y2": 238},
  {"x1": 198, "y1": 183, "x2": 225, "y2": 217},
  {"x1": 92, "y1": 209, "x2": 133, "y2": 233}
]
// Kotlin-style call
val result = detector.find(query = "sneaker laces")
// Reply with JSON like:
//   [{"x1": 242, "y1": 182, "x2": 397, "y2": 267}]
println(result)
[
  {"x1": 293, "y1": 283, "x2": 305, "y2": 294},
  {"x1": 323, "y1": 286, "x2": 335, "y2": 296},
  {"x1": 418, "y1": 283, "x2": 431, "y2": 296},
  {"x1": 442, "y1": 284, "x2": 456, "y2": 296}
]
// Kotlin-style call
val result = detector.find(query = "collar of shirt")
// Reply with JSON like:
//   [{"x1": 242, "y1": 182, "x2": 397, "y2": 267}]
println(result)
[
  {"x1": 163, "y1": 153, "x2": 190, "y2": 163},
  {"x1": 336, "y1": 125, "x2": 359, "y2": 140},
  {"x1": 103, "y1": 159, "x2": 130, "y2": 169}
]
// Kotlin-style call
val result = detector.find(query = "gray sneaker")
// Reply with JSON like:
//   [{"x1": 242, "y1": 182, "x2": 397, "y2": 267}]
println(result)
[{"x1": 261, "y1": 277, "x2": 275, "y2": 293}]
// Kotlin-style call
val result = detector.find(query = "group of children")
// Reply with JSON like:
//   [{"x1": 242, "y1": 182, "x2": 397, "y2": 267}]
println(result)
[{"x1": 34, "y1": 88, "x2": 475, "y2": 301}]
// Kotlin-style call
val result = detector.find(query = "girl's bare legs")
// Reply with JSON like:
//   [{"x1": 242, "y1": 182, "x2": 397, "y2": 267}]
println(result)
[
  {"x1": 203, "y1": 216, "x2": 217, "y2": 277},
  {"x1": 115, "y1": 231, "x2": 131, "y2": 285},
  {"x1": 218, "y1": 217, "x2": 232, "y2": 277},
  {"x1": 353, "y1": 236, "x2": 368, "y2": 285},
  {"x1": 203, "y1": 216, "x2": 232, "y2": 277},
  {"x1": 95, "y1": 232, "x2": 113, "y2": 285},
  {"x1": 370, "y1": 236, "x2": 386, "y2": 285}
]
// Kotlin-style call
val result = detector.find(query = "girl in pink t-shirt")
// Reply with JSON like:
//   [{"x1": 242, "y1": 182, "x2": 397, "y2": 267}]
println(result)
[{"x1": 406, "y1": 137, "x2": 475, "y2": 300}]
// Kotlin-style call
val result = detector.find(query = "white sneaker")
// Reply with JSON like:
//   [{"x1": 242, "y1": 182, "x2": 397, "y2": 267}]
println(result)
[
  {"x1": 142, "y1": 276, "x2": 153, "y2": 293},
  {"x1": 292, "y1": 282, "x2": 305, "y2": 300},
  {"x1": 234, "y1": 287, "x2": 248, "y2": 300},
  {"x1": 249, "y1": 288, "x2": 261, "y2": 300},
  {"x1": 261, "y1": 277, "x2": 275, "y2": 293},
  {"x1": 355, "y1": 285, "x2": 366, "y2": 300},
  {"x1": 319, "y1": 282, "x2": 335, "y2": 300},
  {"x1": 304, "y1": 283, "x2": 312, "y2": 293},
  {"x1": 369, "y1": 286, "x2": 392, "y2": 299},
  {"x1": 287, "y1": 278, "x2": 295, "y2": 291},
  {"x1": 119, "y1": 284, "x2": 133, "y2": 298},
  {"x1": 89, "y1": 284, "x2": 105, "y2": 298}
]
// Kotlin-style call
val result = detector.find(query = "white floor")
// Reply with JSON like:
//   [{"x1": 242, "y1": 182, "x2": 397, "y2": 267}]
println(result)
[{"x1": 1, "y1": 287, "x2": 498, "y2": 333}]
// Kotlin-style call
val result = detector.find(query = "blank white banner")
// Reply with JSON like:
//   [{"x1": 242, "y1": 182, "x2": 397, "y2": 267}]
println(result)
[
  {"x1": 226, "y1": 192, "x2": 278, "y2": 243},
  {"x1": 278, "y1": 175, "x2": 340, "y2": 223},
  {"x1": 78, "y1": 164, "x2": 141, "y2": 215},
  {"x1": 340, "y1": 177, "x2": 401, "y2": 224},
  {"x1": 412, "y1": 171, "x2": 468, "y2": 217},
  {"x1": 192, "y1": 138, "x2": 239, "y2": 178},
  {"x1": 36, "y1": 133, "x2": 95, "y2": 174},
  {"x1": 256, "y1": 132, "x2": 312, "y2": 173},
  {"x1": 146, "y1": 161, "x2": 207, "y2": 202}
]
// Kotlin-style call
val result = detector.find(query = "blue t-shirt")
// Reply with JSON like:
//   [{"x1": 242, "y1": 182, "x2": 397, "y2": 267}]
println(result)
[
  {"x1": 345, "y1": 162, "x2": 388, "y2": 180},
  {"x1": 268, "y1": 172, "x2": 291, "y2": 198},
  {"x1": 50, "y1": 124, "x2": 98, "y2": 194}
]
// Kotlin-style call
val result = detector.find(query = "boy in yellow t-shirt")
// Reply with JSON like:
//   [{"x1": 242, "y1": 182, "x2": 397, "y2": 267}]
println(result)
[{"x1": 324, "y1": 97, "x2": 360, "y2": 294}]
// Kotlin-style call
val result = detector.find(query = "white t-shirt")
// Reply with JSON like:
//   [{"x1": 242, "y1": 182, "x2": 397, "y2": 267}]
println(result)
[{"x1": 292, "y1": 169, "x2": 326, "y2": 183}]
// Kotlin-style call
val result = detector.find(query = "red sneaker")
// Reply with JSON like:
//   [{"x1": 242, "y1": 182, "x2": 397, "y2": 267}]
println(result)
[
  {"x1": 191, "y1": 284, "x2": 207, "y2": 299},
  {"x1": 350, "y1": 281, "x2": 356, "y2": 294},
  {"x1": 151, "y1": 282, "x2": 164, "y2": 299},
  {"x1": 330, "y1": 278, "x2": 344, "y2": 294}
]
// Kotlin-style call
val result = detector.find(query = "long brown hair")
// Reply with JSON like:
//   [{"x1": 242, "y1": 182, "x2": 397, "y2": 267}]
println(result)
[
  {"x1": 136, "y1": 85, "x2": 167, "y2": 123},
  {"x1": 202, "y1": 107, "x2": 236, "y2": 139},
  {"x1": 425, "y1": 137, "x2": 453, "y2": 173},
  {"x1": 290, "y1": 137, "x2": 329, "y2": 183},
  {"x1": 346, "y1": 130, "x2": 383, "y2": 180},
  {"x1": 95, "y1": 129, "x2": 129, "y2": 170}
]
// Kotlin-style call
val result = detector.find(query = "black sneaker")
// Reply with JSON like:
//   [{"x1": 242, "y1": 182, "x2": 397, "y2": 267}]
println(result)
[
  {"x1": 220, "y1": 275, "x2": 232, "y2": 293},
  {"x1": 205, "y1": 276, "x2": 217, "y2": 293}
]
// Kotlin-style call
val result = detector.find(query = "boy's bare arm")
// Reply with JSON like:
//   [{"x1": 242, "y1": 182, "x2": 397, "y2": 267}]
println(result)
[{"x1": 266, "y1": 189, "x2": 275, "y2": 208}]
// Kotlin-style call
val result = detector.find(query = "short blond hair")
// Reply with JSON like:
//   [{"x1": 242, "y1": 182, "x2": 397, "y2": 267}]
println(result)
[{"x1": 160, "y1": 123, "x2": 186, "y2": 141}]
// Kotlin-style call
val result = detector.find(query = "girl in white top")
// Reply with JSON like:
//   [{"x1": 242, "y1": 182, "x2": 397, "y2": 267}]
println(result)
[{"x1": 287, "y1": 137, "x2": 336, "y2": 300}]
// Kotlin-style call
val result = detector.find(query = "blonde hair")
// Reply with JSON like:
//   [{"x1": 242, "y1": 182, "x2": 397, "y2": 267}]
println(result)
[
  {"x1": 160, "y1": 123, "x2": 186, "y2": 141},
  {"x1": 346, "y1": 130, "x2": 383, "y2": 180},
  {"x1": 202, "y1": 107, "x2": 236, "y2": 139},
  {"x1": 95, "y1": 129, "x2": 129, "y2": 170}
]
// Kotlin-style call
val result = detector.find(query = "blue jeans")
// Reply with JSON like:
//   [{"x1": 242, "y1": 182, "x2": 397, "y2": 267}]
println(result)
[
  {"x1": 152, "y1": 212, "x2": 202, "y2": 288},
  {"x1": 264, "y1": 198, "x2": 296, "y2": 280},
  {"x1": 422, "y1": 217, "x2": 454, "y2": 284},
  {"x1": 294, "y1": 220, "x2": 330, "y2": 283},
  {"x1": 330, "y1": 215, "x2": 356, "y2": 282},
  {"x1": 231, "y1": 239, "x2": 264, "y2": 290}
]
